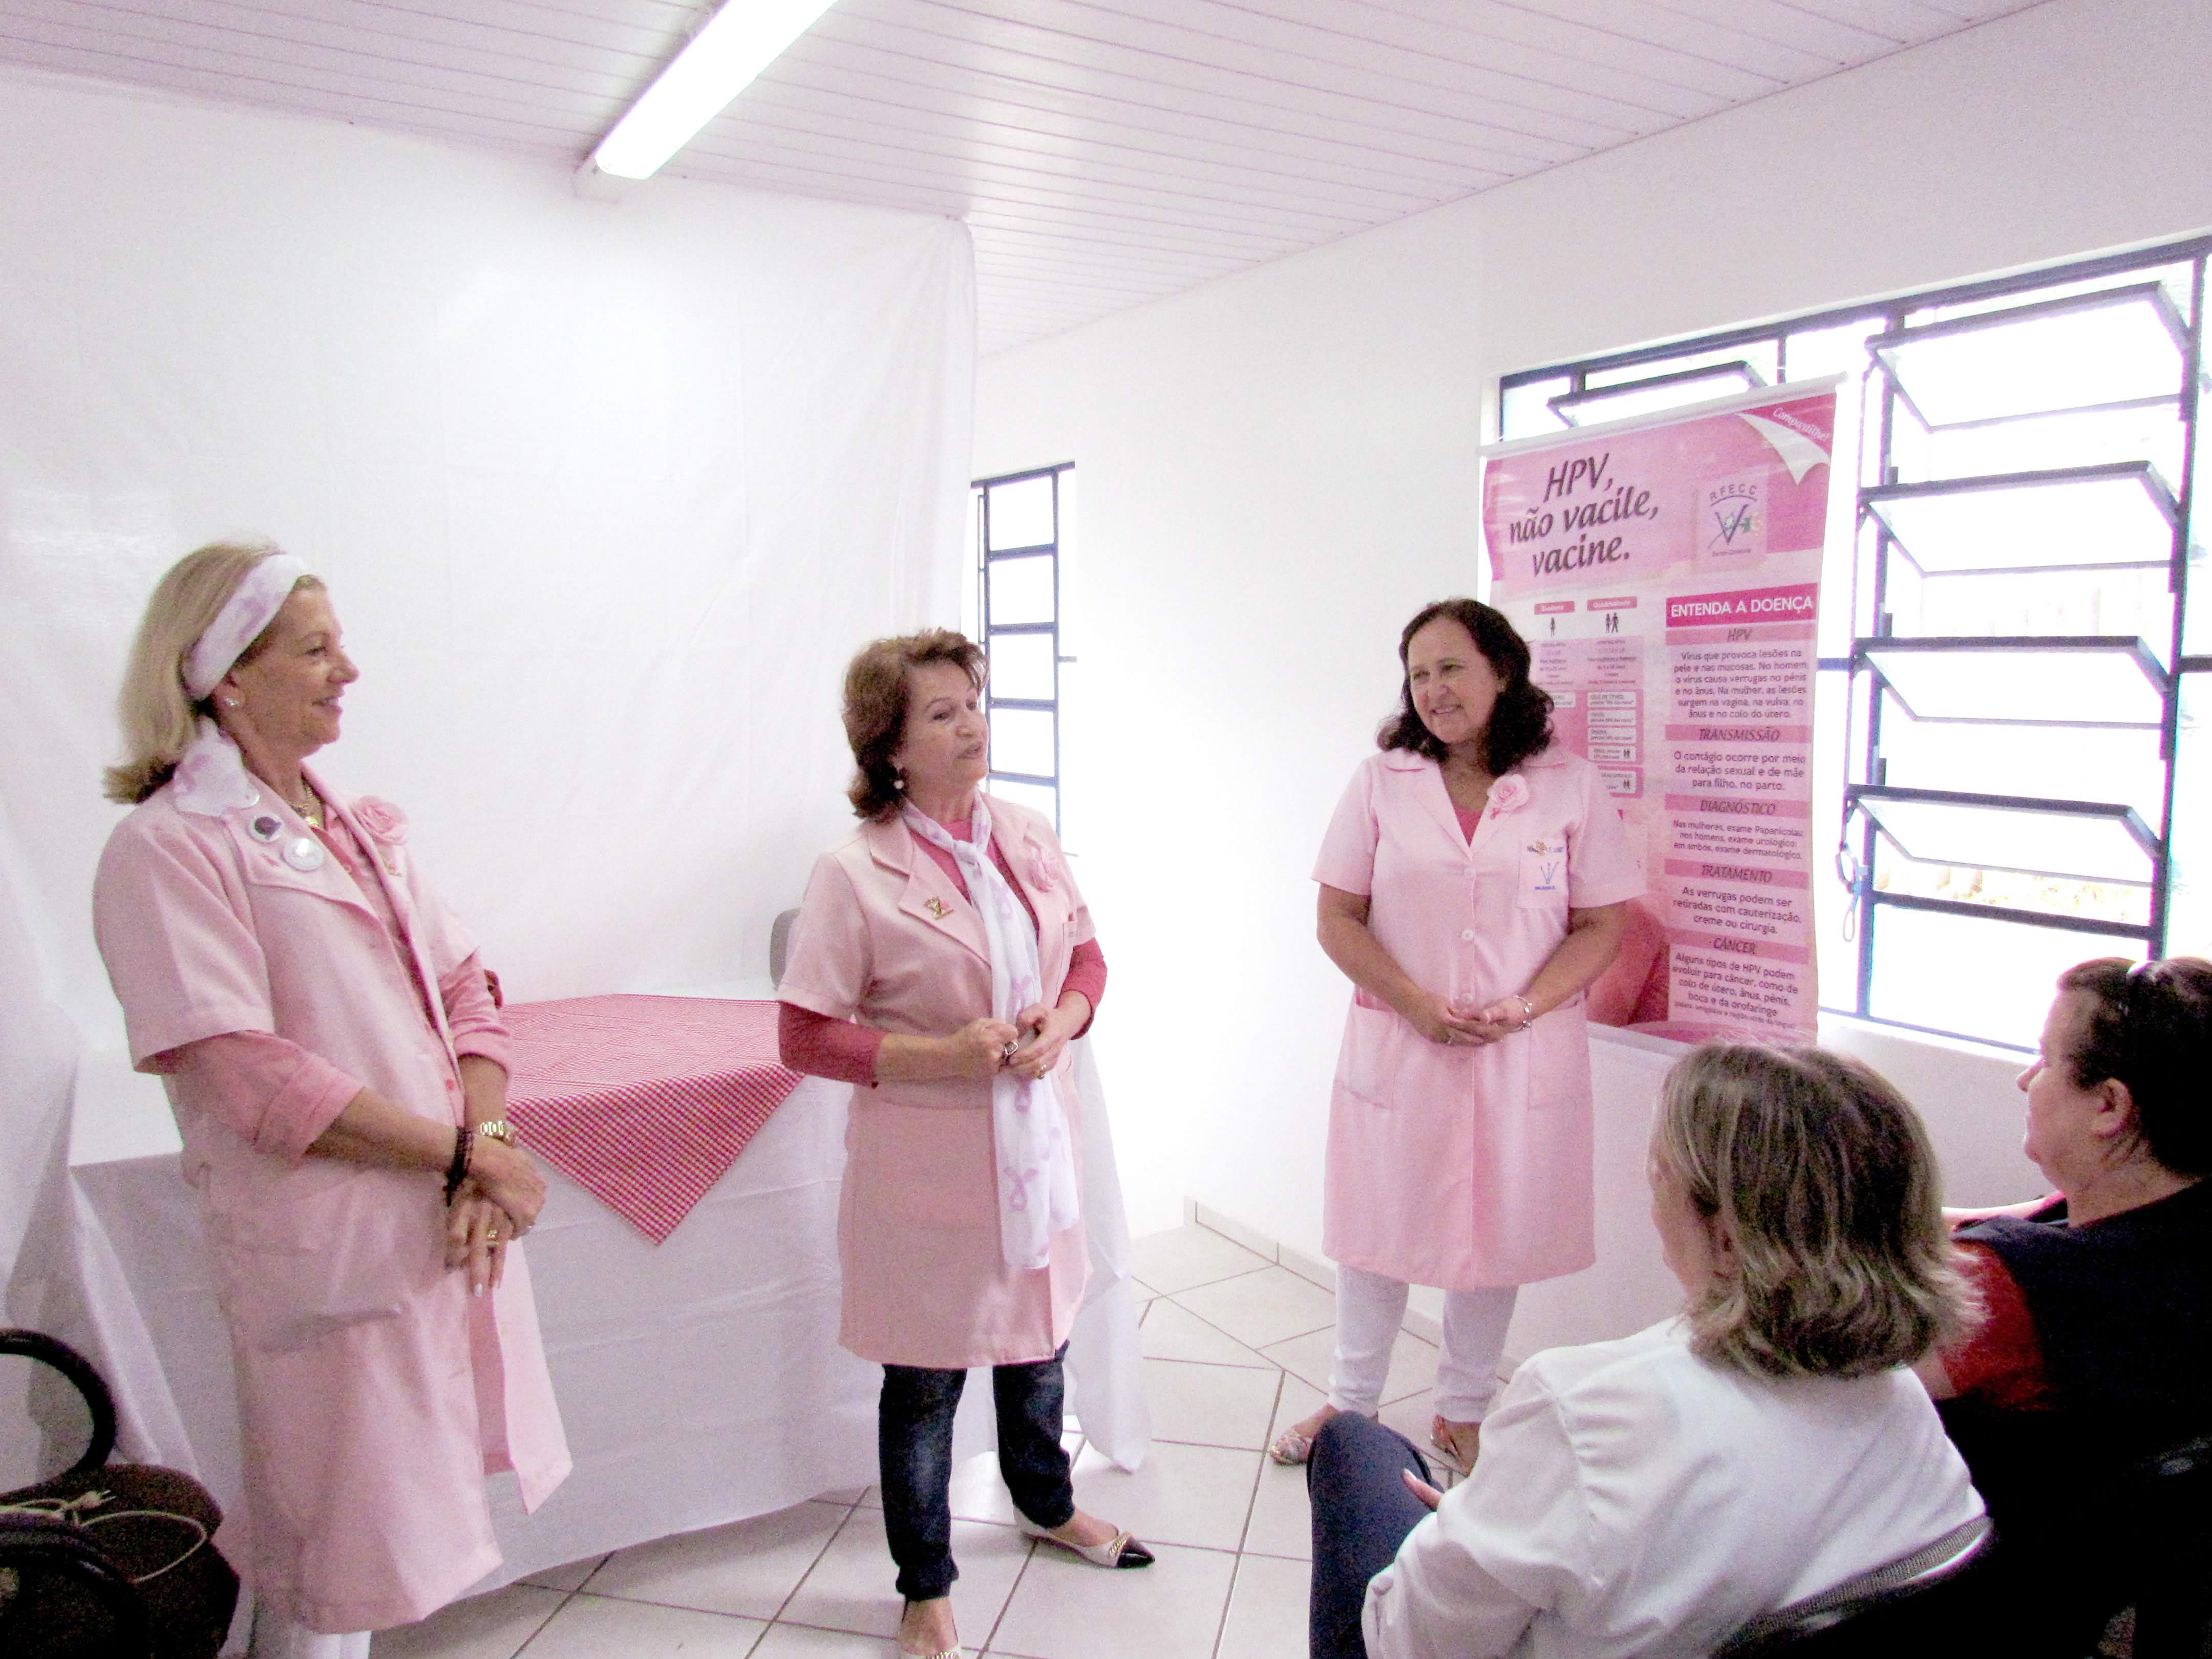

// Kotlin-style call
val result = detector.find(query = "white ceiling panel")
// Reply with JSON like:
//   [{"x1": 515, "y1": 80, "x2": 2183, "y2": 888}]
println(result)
[{"x1": 0, "y1": 0, "x2": 2048, "y2": 352}]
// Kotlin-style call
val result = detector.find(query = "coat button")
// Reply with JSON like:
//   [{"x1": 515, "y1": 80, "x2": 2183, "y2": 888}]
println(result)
[{"x1": 1461, "y1": 929, "x2": 1475, "y2": 941}]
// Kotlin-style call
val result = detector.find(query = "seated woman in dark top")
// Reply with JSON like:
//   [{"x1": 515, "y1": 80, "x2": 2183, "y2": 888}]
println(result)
[{"x1": 1919, "y1": 955, "x2": 2212, "y2": 1653}]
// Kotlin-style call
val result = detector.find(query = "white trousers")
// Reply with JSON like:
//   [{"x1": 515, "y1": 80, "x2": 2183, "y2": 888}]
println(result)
[
  {"x1": 1326, "y1": 1262, "x2": 1517, "y2": 1422},
  {"x1": 249, "y1": 1603, "x2": 372, "y2": 1659}
]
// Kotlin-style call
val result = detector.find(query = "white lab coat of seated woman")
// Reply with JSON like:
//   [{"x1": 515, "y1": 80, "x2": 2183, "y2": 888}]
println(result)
[
  {"x1": 1363, "y1": 1319, "x2": 1979, "y2": 1659},
  {"x1": 1357, "y1": 1043, "x2": 1984, "y2": 1659}
]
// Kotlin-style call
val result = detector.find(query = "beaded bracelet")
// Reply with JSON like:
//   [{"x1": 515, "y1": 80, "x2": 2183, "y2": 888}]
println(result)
[{"x1": 443, "y1": 1125, "x2": 475, "y2": 1205}]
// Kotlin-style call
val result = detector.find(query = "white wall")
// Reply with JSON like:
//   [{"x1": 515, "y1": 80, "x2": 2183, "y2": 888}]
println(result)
[
  {"x1": 975, "y1": 0, "x2": 2211, "y2": 1276},
  {"x1": 0, "y1": 67, "x2": 973, "y2": 1292}
]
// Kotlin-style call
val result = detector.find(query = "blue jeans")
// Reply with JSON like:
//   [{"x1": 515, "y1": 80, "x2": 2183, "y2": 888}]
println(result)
[
  {"x1": 879, "y1": 1346, "x2": 1076, "y2": 1601},
  {"x1": 1307, "y1": 1413, "x2": 1434, "y2": 1659}
]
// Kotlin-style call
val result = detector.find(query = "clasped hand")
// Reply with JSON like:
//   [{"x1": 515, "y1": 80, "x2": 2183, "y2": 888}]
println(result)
[
  {"x1": 442, "y1": 1137, "x2": 546, "y2": 1295},
  {"x1": 943, "y1": 1005, "x2": 1074, "y2": 1082},
  {"x1": 1411, "y1": 990, "x2": 1528, "y2": 1047}
]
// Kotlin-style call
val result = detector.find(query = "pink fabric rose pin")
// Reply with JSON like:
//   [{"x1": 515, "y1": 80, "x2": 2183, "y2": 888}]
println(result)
[
  {"x1": 351, "y1": 797, "x2": 410, "y2": 844},
  {"x1": 351, "y1": 797, "x2": 409, "y2": 874},
  {"x1": 1025, "y1": 847, "x2": 1058, "y2": 893},
  {"x1": 1486, "y1": 774, "x2": 1530, "y2": 818}
]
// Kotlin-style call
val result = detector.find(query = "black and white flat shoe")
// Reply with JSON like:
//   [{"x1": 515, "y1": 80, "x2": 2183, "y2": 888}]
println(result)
[{"x1": 1016, "y1": 1515, "x2": 1156, "y2": 1568}]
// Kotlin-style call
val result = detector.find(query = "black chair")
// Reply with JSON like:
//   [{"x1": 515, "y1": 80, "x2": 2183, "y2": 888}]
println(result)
[
  {"x1": 1713, "y1": 1515, "x2": 1994, "y2": 1657},
  {"x1": 2119, "y1": 1434, "x2": 2212, "y2": 1659},
  {"x1": 0, "y1": 1329, "x2": 238, "y2": 1659}
]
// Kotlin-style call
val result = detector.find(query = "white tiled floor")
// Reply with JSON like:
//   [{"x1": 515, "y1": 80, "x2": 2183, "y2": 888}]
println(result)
[{"x1": 373, "y1": 1223, "x2": 1449, "y2": 1659}]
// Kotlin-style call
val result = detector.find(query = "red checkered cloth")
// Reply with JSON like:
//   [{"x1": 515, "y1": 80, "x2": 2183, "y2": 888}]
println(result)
[{"x1": 502, "y1": 995, "x2": 804, "y2": 1244}]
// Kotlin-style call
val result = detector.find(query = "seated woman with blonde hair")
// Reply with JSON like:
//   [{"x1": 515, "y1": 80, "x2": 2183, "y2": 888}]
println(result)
[{"x1": 1307, "y1": 1044, "x2": 1986, "y2": 1659}]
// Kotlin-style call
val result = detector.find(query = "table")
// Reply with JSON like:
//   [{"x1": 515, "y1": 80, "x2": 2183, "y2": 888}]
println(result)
[
  {"x1": 28, "y1": 1007, "x2": 1147, "y2": 1629},
  {"x1": 500, "y1": 994, "x2": 805, "y2": 1243}
]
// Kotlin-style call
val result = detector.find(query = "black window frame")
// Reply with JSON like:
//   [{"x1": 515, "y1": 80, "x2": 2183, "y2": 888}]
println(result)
[
  {"x1": 1499, "y1": 236, "x2": 2211, "y2": 1051},
  {"x1": 970, "y1": 462, "x2": 1073, "y2": 833}
]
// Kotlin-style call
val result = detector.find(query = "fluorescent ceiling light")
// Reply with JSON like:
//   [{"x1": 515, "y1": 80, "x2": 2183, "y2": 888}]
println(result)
[{"x1": 590, "y1": 0, "x2": 839, "y2": 181}]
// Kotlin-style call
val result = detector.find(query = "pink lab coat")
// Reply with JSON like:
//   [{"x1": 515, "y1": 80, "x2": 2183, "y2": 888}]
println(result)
[
  {"x1": 778, "y1": 800, "x2": 1093, "y2": 1370},
  {"x1": 1313, "y1": 747, "x2": 1643, "y2": 1289},
  {"x1": 92, "y1": 772, "x2": 570, "y2": 1633}
]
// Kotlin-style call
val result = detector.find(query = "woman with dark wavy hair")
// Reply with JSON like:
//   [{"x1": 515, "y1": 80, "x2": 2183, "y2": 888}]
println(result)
[{"x1": 1272, "y1": 600, "x2": 1640, "y2": 1476}]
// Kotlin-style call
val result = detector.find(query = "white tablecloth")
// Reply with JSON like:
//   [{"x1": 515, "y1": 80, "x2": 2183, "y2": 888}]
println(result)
[{"x1": 23, "y1": 1025, "x2": 1148, "y2": 1625}]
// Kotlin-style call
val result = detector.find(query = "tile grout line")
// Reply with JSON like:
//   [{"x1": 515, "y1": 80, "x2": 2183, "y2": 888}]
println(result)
[
  {"x1": 757, "y1": 1491, "x2": 869, "y2": 1653},
  {"x1": 1129, "y1": 1257, "x2": 1275, "y2": 1299},
  {"x1": 1235, "y1": 1370, "x2": 1286, "y2": 1558},
  {"x1": 763, "y1": 1500, "x2": 864, "y2": 1631},
  {"x1": 1161, "y1": 1285, "x2": 1333, "y2": 1367},
  {"x1": 504, "y1": 1579, "x2": 579, "y2": 1658},
  {"x1": 977, "y1": 1532, "x2": 1041, "y2": 1656},
  {"x1": 498, "y1": 1237, "x2": 1317, "y2": 1657}
]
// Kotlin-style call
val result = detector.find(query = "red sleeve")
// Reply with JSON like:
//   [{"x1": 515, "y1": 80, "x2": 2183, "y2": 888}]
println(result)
[
  {"x1": 779, "y1": 1000, "x2": 883, "y2": 1087},
  {"x1": 439, "y1": 952, "x2": 512, "y2": 1073},
  {"x1": 1940, "y1": 1242, "x2": 2053, "y2": 1411},
  {"x1": 150, "y1": 1030, "x2": 361, "y2": 1164},
  {"x1": 1061, "y1": 939, "x2": 1107, "y2": 1036}
]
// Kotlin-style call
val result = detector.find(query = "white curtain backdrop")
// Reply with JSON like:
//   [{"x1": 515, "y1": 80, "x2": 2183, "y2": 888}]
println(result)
[{"x1": 0, "y1": 66, "x2": 974, "y2": 1336}]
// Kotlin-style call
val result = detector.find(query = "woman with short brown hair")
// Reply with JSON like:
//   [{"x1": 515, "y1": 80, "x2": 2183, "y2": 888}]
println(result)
[{"x1": 778, "y1": 628, "x2": 1150, "y2": 1659}]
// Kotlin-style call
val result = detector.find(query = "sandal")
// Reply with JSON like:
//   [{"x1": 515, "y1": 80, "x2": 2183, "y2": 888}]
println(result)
[
  {"x1": 1270, "y1": 1403, "x2": 1342, "y2": 1465},
  {"x1": 1430, "y1": 1416, "x2": 1481, "y2": 1476},
  {"x1": 1017, "y1": 1514, "x2": 1156, "y2": 1568}
]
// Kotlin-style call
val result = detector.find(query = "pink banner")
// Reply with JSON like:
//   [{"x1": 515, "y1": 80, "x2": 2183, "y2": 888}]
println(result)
[{"x1": 1481, "y1": 384, "x2": 1839, "y2": 1043}]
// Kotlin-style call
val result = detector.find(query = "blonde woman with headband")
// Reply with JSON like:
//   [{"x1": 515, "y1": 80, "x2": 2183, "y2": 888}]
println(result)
[{"x1": 92, "y1": 542, "x2": 569, "y2": 1657}]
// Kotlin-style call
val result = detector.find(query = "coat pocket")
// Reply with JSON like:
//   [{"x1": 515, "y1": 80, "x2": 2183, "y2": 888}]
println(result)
[
  {"x1": 1333, "y1": 998, "x2": 1401, "y2": 1109},
  {"x1": 204, "y1": 1164, "x2": 433, "y2": 1352},
  {"x1": 853, "y1": 1099, "x2": 995, "y2": 1229}
]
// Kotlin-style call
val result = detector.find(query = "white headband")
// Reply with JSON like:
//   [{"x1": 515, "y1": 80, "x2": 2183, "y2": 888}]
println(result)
[{"x1": 184, "y1": 554, "x2": 310, "y2": 699}]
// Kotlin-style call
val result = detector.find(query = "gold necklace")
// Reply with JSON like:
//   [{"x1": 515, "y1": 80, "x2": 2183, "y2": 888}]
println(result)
[{"x1": 291, "y1": 788, "x2": 326, "y2": 830}]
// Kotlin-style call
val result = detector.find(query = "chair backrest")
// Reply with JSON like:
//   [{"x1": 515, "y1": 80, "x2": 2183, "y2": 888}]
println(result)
[
  {"x1": 1713, "y1": 1516, "x2": 1994, "y2": 1658},
  {"x1": 0, "y1": 1330, "x2": 116, "y2": 1483},
  {"x1": 2123, "y1": 1434, "x2": 2212, "y2": 1659},
  {"x1": 770, "y1": 907, "x2": 800, "y2": 988},
  {"x1": 1, "y1": 1333, "x2": 239, "y2": 1659}
]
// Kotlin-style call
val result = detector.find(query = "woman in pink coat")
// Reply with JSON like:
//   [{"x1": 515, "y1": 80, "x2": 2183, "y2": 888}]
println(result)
[
  {"x1": 92, "y1": 543, "x2": 570, "y2": 1659},
  {"x1": 778, "y1": 629, "x2": 1152, "y2": 1659},
  {"x1": 1271, "y1": 599, "x2": 1641, "y2": 1477}
]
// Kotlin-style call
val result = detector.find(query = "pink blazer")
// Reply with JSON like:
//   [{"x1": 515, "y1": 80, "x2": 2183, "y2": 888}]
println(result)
[
  {"x1": 93, "y1": 771, "x2": 569, "y2": 1632},
  {"x1": 779, "y1": 800, "x2": 1094, "y2": 1368}
]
